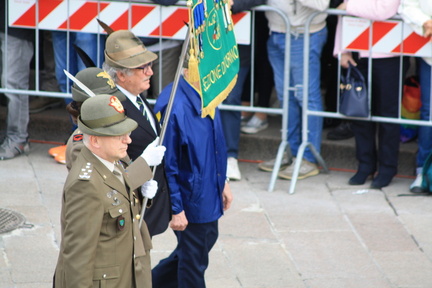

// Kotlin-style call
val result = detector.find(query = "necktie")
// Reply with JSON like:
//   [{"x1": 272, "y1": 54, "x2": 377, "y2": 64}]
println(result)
[
  {"x1": 113, "y1": 163, "x2": 125, "y2": 185},
  {"x1": 136, "y1": 96, "x2": 149, "y2": 121}
]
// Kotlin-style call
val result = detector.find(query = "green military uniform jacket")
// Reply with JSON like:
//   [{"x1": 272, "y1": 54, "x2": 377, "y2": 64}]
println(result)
[{"x1": 54, "y1": 146, "x2": 152, "y2": 288}]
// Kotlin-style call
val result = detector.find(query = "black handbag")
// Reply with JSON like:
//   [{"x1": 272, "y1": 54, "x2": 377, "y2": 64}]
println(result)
[{"x1": 339, "y1": 63, "x2": 369, "y2": 117}]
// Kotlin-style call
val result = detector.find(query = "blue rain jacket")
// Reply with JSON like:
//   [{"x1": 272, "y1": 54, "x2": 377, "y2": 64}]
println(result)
[{"x1": 154, "y1": 76, "x2": 227, "y2": 223}]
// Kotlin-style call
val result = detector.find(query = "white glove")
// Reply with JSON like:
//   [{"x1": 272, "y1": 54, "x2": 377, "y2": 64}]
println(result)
[
  {"x1": 141, "y1": 180, "x2": 158, "y2": 199},
  {"x1": 140, "y1": 137, "x2": 166, "y2": 166}
]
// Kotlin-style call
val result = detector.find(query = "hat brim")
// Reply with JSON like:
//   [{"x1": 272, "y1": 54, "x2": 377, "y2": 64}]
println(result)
[
  {"x1": 72, "y1": 87, "x2": 127, "y2": 102},
  {"x1": 105, "y1": 49, "x2": 158, "y2": 69},
  {"x1": 78, "y1": 116, "x2": 138, "y2": 137},
  {"x1": 71, "y1": 86, "x2": 92, "y2": 102}
]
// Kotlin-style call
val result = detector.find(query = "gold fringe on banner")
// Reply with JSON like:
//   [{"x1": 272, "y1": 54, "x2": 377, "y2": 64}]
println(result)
[
  {"x1": 187, "y1": 1, "x2": 201, "y2": 83},
  {"x1": 201, "y1": 75, "x2": 238, "y2": 119},
  {"x1": 188, "y1": 46, "x2": 200, "y2": 83}
]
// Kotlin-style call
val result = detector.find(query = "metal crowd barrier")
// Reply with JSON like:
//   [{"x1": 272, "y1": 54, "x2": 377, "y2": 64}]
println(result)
[
  {"x1": 220, "y1": 5, "x2": 292, "y2": 194},
  {"x1": 7, "y1": 3, "x2": 426, "y2": 195},
  {"x1": 1, "y1": 1, "x2": 292, "y2": 193},
  {"x1": 288, "y1": 9, "x2": 432, "y2": 194},
  {"x1": 0, "y1": 0, "x2": 253, "y2": 98}
]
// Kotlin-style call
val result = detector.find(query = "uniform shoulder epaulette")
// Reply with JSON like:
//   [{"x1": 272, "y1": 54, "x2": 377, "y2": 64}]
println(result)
[{"x1": 78, "y1": 162, "x2": 93, "y2": 181}]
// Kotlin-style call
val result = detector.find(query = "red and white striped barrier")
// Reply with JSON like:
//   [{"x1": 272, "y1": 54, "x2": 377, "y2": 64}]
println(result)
[
  {"x1": 8, "y1": 0, "x2": 251, "y2": 44},
  {"x1": 342, "y1": 16, "x2": 432, "y2": 57}
]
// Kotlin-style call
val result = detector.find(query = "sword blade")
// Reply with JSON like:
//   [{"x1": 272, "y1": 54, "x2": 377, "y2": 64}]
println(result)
[{"x1": 63, "y1": 69, "x2": 96, "y2": 98}]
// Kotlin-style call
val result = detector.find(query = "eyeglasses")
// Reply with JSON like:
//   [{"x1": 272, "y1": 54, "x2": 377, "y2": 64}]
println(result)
[{"x1": 134, "y1": 62, "x2": 153, "y2": 73}]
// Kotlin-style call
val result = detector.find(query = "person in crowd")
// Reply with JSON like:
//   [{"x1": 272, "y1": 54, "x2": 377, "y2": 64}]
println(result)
[
  {"x1": 258, "y1": 0, "x2": 329, "y2": 180},
  {"x1": 29, "y1": 31, "x2": 62, "y2": 114},
  {"x1": 52, "y1": 31, "x2": 103, "y2": 96},
  {"x1": 221, "y1": 0, "x2": 267, "y2": 181},
  {"x1": 53, "y1": 94, "x2": 154, "y2": 288},
  {"x1": 335, "y1": 0, "x2": 409, "y2": 189},
  {"x1": 222, "y1": 43, "x2": 250, "y2": 181},
  {"x1": 0, "y1": 1, "x2": 33, "y2": 160},
  {"x1": 399, "y1": 0, "x2": 432, "y2": 193},
  {"x1": 151, "y1": 50, "x2": 233, "y2": 288},
  {"x1": 240, "y1": 9, "x2": 274, "y2": 135},
  {"x1": 103, "y1": 29, "x2": 172, "y2": 237}
]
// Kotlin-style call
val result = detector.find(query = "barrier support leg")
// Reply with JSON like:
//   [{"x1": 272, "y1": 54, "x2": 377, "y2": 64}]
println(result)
[
  {"x1": 288, "y1": 143, "x2": 329, "y2": 194},
  {"x1": 267, "y1": 140, "x2": 291, "y2": 192}
]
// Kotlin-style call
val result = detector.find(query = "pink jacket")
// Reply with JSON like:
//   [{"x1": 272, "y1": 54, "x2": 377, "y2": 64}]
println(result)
[{"x1": 333, "y1": 0, "x2": 401, "y2": 58}]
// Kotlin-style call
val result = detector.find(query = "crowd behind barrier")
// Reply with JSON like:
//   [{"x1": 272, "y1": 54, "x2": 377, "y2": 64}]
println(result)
[
  {"x1": 290, "y1": 7, "x2": 432, "y2": 194},
  {"x1": 1, "y1": 2, "x2": 431, "y2": 193}
]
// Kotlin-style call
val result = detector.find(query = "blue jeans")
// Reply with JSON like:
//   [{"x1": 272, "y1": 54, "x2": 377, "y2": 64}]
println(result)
[
  {"x1": 52, "y1": 31, "x2": 103, "y2": 94},
  {"x1": 267, "y1": 28, "x2": 327, "y2": 163},
  {"x1": 220, "y1": 65, "x2": 250, "y2": 158},
  {"x1": 52, "y1": 31, "x2": 103, "y2": 131},
  {"x1": 417, "y1": 58, "x2": 432, "y2": 168}
]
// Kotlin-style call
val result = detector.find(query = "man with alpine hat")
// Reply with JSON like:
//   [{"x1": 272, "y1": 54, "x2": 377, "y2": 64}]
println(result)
[
  {"x1": 64, "y1": 66, "x2": 164, "y2": 206},
  {"x1": 54, "y1": 94, "x2": 153, "y2": 288},
  {"x1": 103, "y1": 30, "x2": 172, "y2": 237},
  {"x1": 59, "y1": 67, "x2": 127, "y2": 168},
  {"x1": 63, "y1": 68, "x2": 161, "y2": 166},
  {"x1": 47, "y1": 66, "x2": 128, "y2": 164}
]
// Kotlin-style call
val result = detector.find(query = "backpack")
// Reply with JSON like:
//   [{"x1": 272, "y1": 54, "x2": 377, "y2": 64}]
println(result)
[
  {"x1": 400, "y1": 76, "x2": 421, "y2": 143},
  {"x1": 422, "y1": 152, "x2": 432, "y2": 193}
]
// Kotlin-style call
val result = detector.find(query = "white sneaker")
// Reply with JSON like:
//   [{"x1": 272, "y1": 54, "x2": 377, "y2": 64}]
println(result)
[
  {"x1": 227, "y1": 157, "x2": 241, "y2": 181},
  {"x1": 241, "y1": 115, "x2": 269, "y2": 134},
  {"x1": 410, "y1": 173, "x2": 425, "y2": 193},
  {"x1": 241, "y1": 115, "x2": 252, "y2": 128}
]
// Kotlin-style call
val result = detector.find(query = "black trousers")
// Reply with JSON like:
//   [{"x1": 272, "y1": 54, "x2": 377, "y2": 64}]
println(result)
[
  {"x1": 152, "y1": 220, "x2": 219, "y2": 288},
  {"x1": 352, "y1": 57, "x2": 409, "y2": 176}
]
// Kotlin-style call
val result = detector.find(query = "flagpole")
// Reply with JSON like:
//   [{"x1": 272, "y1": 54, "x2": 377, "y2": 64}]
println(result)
[{"x1": 139, "y1": 27, "x2": 191, "y2": 228}]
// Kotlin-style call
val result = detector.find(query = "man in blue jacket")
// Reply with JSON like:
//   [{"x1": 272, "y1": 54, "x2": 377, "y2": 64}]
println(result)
[{"x1": 152, "y1": 59, "x2": 233, "y2": 288}]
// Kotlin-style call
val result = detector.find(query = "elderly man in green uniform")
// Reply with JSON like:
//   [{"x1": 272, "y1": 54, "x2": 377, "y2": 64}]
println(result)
[{"x1": 54, "y1": 94, "x2": 153, "y2": 288}]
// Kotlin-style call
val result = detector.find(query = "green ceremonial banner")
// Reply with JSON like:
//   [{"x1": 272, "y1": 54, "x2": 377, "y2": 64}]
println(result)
[{"x1": 187, "y1": 0, "x2": 240, "y2": 118}]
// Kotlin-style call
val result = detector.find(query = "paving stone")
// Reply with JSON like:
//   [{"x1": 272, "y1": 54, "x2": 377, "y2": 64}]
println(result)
[
  {"x1": 281, "y1": 230, "x2": 383, "y2": 280},
  {"x1": 348, "y1": 214, "x2": 419, "y2": 252},
  {"x1": 372, "y1": 251, "x2": 432, "y2": 287},
  {"x1": 304, "y1": 277, "x2": 392, "y2": 288},
  {"x1": 218, "y1": 238, "x2": 304, "y2": 288}
]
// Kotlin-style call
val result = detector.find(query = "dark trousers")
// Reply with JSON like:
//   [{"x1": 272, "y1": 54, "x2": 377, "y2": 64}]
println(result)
[
  {"x1": 152, "y1": 221, "x2": 219, "y2": 288},
  {"x1": 352, "y1": 57, "x2": 409, "y2": 176}
]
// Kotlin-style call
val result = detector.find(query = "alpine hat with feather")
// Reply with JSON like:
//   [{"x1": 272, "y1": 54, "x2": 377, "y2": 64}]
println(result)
[{"x1": 104, "y1": 30, "x2": 157, "y2": 69}]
